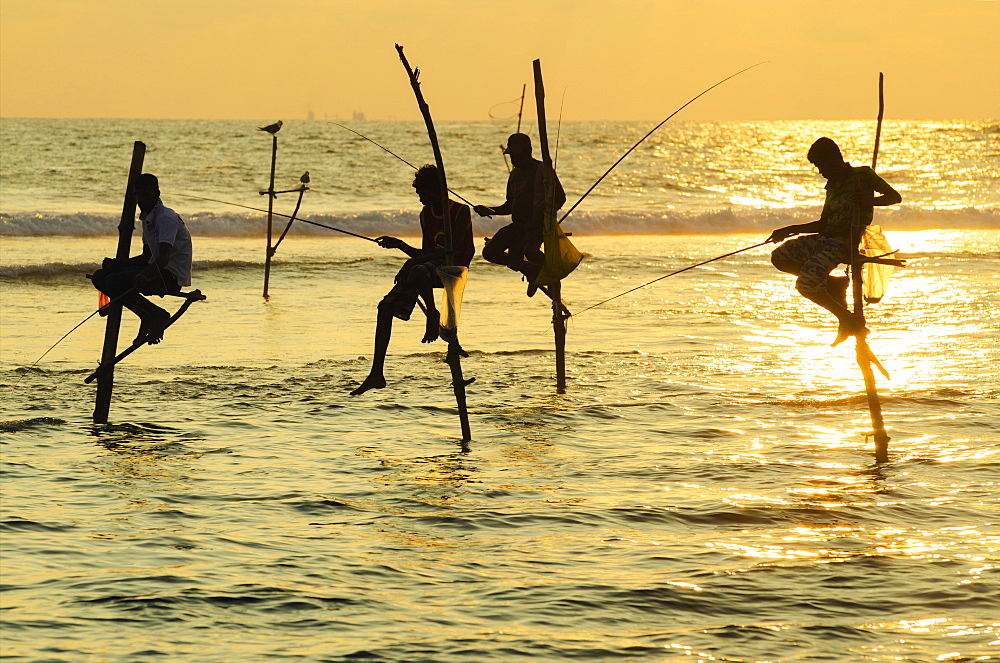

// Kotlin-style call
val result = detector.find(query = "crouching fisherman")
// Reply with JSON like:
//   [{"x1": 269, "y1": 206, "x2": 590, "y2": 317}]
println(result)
[
  {"x1": 767, "y1": 137, "x2": 901, "y2": 345},
  {"x1": 351, "y1": 165, "x2": 474, "y2": 396},
  {"x1": 90, "y1": 173, "x2": 194, "y2": 345},
  {"x1": 474, "y1": 132, "x2": 565, "y2": 296}
]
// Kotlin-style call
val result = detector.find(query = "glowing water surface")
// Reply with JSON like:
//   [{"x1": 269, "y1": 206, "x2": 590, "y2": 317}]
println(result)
[{"x1": 2, "y1": 230, "x2": 997, "y2": 661}]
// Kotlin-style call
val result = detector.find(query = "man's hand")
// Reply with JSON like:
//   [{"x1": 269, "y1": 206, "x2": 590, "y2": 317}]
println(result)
[
  {"x1": 473, "y1": 205, "x2": 494, "y2": 217},
  {"x1": 134, "y1": 266, "x2": 158, "y2": 290},
  {"x1": 376, "y1": 236, "x2": 406, "y2": 250},
  {"x1": 767, "y1": 226, "x2": 796, "y2": 244}
]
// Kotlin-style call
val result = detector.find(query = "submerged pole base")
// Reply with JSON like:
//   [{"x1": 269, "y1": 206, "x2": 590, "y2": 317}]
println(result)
[{"x1": 874, "y1": 431, "x2": 890, "y2": 464}]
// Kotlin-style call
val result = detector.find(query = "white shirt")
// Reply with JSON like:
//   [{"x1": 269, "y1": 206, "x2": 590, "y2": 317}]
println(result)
[{"x1": 142, "y1": 201, "x2": 193, "y2": 287}]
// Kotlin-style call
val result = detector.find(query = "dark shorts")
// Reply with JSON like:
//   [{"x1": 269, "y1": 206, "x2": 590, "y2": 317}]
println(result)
[
  {"x1": 770, "y1": 235, "x2": 850, "y2": 294},
  {"x1": 378, "y1": 261, "x2": 443, "y2": 321},
  {"x1": 481, "y1": 223, "x2": 543, "y2": 267}
]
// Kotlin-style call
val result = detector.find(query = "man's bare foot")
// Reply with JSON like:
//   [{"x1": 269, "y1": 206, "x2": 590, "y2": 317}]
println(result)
[
  {"x1": 832, "y1": 315, "x2": 868, "y2": 347},
  {"x1": 134, "y1": 310, "x2": 170, "y2": 345},
  {"x1": 350, "y1": 374, "x2": 387, "y2": 396},
  {"x1": 521, "y1": 259, "x2": 542, "y2": 297},
  {"x1": 422, "y1": 313, "x2": 439, "y2": 343}
]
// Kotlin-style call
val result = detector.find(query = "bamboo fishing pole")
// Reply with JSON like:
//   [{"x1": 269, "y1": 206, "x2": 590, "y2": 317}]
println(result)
[
  {"x1": 328, "y1": 123, "x2": 487, "y2": 215},
  {"x1": 517, "y1": 83, "x2": 526, "y2": 133},
  {"x1": 558, "y1": 62, "x2": 766, "y2": 226},
  {"x1": 93, "y1": 141, "x2": 145, "y2": 424},
  {"x1": 396, "y1": 43, "x2": 473, "y2": 442},
  {"x1": 533, "y1": 59, "x2": 570, "y2": 394},
  {"x1": 854, "y1": 72, "x2": 890, "y2": 464}
]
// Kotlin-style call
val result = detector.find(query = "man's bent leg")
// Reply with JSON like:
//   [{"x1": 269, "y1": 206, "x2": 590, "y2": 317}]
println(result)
[
  {"x1": 826, "y1": 275, "x2": 850, "y2": 311},
  {"x1": 795, "y1": 239, "x2": 865, "y2": 345},
  {"x1": 351, "y1": 276, "x2": 422, "y2": 395},
  {"x1": 93, "y1": 266, "x2": 171, "y2": 343},
  {"x1": 482, "y1": 224, "x2": 524, "y2": 269},
  {"x1": 135, "y1": 269, "x2": 179, "y2": 344},
  {"x1": 410, "y1": 267, "x2": 440, "y2": 344},
  {"x1": 770, "y1": 237, "x2": 810, "y2": 276}
]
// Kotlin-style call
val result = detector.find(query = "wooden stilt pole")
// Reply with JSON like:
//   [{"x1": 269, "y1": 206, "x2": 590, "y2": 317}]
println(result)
[
  {"x1": 872, "y1": 73, "x2": 884, "y2": 172},
  {"x1": 853, "y1": 72, "x2": 890, "y2": 463},
  {"x1": 396, "y1": 44, "x2": 473, "y2": 442},
  {"x1": 93, "y1": 141, "x2": 145, "y2": 424},
  {"x1": 551, "y1": 281, "x2": 568, "y2": 393},
  {"x1": 533, "y1": 59, "x2": 568, "y2": 393},
  {"x1": 262, "y1": 133, "x2": 277, "y2": 299}
]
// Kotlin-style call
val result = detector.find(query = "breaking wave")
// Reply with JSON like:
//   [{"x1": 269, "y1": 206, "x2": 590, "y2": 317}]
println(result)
[{"x1": 2, "y1": 206, "x2": 997, "y2": 238}]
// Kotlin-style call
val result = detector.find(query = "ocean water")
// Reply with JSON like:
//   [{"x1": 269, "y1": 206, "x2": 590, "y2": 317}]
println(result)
[{"x1": 1, "y1": 119, "x2": 998, "y2": 662}]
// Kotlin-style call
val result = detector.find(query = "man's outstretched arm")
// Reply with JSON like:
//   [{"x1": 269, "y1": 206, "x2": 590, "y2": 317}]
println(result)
[
  {"x1": 474, "y1": 201, "x2": 511, "y2": 217},
  {"x1": 376, "y1": 236, "x2": 421, "y2": 257},
  {"x1": 767, "y1": 219, "x2": 825, "y2": 243}
]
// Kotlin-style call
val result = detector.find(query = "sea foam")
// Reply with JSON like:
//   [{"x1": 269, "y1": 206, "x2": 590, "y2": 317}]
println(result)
[{"x1": 2, "y1": 207, "x2": 996, "y2": 238}]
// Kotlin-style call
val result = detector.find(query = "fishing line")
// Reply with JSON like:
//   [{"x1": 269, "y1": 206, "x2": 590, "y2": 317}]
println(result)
[
  {"x1": 572, "y1": 241, "x2": 770, "y2": 316},
  {"x1": 174, "y1": 192, "x2": 378, "y2": 242},
  {"x1": 328, "y1": 123, "x2": 484, "y2": 213},
  {"x1": 559, "y1": 61, "x2": 768, "y2": 225},
  {"x1": 554, "y1": 88, "x2": 566, "y2": 172},
  {"x1": 8, "y1": 286, "x2": 138, "y2": 391}
]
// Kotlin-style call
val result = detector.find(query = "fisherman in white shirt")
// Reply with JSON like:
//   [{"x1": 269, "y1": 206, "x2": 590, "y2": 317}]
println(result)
[{"x1": 91, "y1": 173, "x2": 193, "y2": 344}]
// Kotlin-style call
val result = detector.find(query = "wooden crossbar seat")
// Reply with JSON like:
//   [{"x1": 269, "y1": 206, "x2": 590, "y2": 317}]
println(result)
[{"x1": 84, "y1": 289, "x2": 207, "y2": 384}]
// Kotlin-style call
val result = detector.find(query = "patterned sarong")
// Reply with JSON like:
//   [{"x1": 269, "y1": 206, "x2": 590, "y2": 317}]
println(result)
[{"x1": 770, "y1": 235, "x2": 850, "y2": 295}]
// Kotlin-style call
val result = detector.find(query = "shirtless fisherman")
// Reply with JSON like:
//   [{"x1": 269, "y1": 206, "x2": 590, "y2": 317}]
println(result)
[
  {"x1": 351, "y1": 165, "x2": 474, "y2": 396},
  {"x1": 767, "y1": 137, "x2": 901, "y2": 345},
  {"x1": 90, "y1": 173, "x2": 193, "y2": 345},
  {"x1": 474, "y1": 132, "x2": 565, "y2": 296}
]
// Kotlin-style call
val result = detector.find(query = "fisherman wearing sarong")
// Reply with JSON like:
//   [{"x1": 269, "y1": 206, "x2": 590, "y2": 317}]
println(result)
[
  {"x1": 767, "y1": 137, "x2": 901, "y2": 345},
  {"x1": 351, "y1": 165, "x2": 474, "y2": 396},
  {"x1": 474, "y1": 132, "x2": 566, "y2": 297},
  {"x1": 90, "y1": 173, "x2": 193, "y2": 345}
]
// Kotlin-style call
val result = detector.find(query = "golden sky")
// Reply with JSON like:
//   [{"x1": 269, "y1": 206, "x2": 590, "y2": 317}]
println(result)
[{"x1": 1, "y1": 0, "x2": 997, "y2": 121}]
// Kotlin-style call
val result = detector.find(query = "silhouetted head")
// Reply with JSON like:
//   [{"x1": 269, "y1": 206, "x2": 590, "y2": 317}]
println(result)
[
  {"x1": 504, "y1": 133, "x2": 534, "y2": 167},
  {"x1": 135, "y1": 173, "x2": 160, "y2": 213},
  {"x1": 807, "y1": 137, "x2": 849, "y2": 180},
  {"x1": 503, "y1": 133, "x2": 532, "y2": 156},
  {"x1": 412, "y1": 164, "x2": 443, "y2": 210}
]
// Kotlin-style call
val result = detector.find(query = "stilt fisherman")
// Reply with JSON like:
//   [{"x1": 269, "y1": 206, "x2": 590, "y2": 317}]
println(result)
[
  {"x1": 90, "y1": 173, "x2": 193, "y2": 345},
  {"x1": 767, "y1": 137, "x2": 901, "y2": 345},
  {"x1": 474, "y1": 132, "x2": 565, "y2": 297},
  {"x1": 351, "y1": 164, "x2": 474, "y2": 396}
]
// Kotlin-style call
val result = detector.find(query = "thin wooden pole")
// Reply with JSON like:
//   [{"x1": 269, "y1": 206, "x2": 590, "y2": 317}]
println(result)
[
  {"x1": 93, "y1": 141, "x2": 145, "y2": 424},
  {"x1": 262, "y1": 134, "x2": 277, "y2": 299},
  {"x1": 872, "y1": 72, "x2": 884, "y2": 171},
  {"x1": 516, "y1": 83, "x2": 526, "y2": 133},
  {"x1": 853, "y1": 72, "x2": 890, "y2": 463},
  {"x1": 533, "y1": 59, "x2": 568, "y2": 393},
  {"x1": 272, "y1": 180, "x2": 308, "y2": 252},
  {"x1": 396, "y1": 44, "x2": 472, "y2": 442}
]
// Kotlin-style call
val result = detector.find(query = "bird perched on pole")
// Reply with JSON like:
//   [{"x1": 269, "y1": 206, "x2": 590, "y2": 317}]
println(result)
[
  {"x1": 259, "y1": 120, "x2": 283, "y2": 134},
  {"x1": 300, "y1": 171, "x2": 310, "y2": 184}
]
